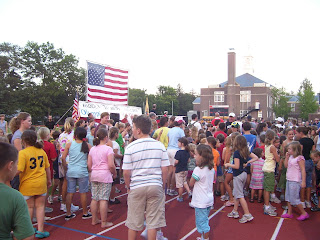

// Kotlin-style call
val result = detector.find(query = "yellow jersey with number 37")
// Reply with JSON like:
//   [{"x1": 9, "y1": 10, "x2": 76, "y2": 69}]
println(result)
[{"x1": 18, "y1": 146, "x2": 50, "y2": 196}]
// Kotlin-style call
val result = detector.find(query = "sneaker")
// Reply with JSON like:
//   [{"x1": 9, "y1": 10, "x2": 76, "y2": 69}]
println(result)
[
  {"x1": 35, "y1": 230, "x2": 50, "y2": 239},
  {"x1": 264, "y1": 206, "x2": 277, "y2": 216},
  {"x1": 170, "y1": 189, "x2": 178, "y2": 196},
  {"x1": 71, "y1": 204, "x2": 79, "y2": 212},
  {"x1": 311, "y1": 206, "x2": 320, "y2": 212},
  {"x1": 215, "y1": 191, "x2": 221, "y2": 196},
  {"x1": 281, "y1": 213, "x2": 293, "y2": 218},
  {"x1": 269, "y1": 204, "x2": 277, "y2": 211},
  {"x1": 120, "y1": 178, "x2": 125, "y2": 184},
  {"x1": 109, "y1": 198, "x2": 121, "y2": 205},
  {"x1": 48, "y1": 195, "x2": 53, "y2": 204},
  {"x1": 177, "y1": 197, "x2": 183, "y2": 202},
  {"x1": 82, "y1": 213, "x2": 92, "y2": 219},
  {"x1": 227, "y1": 210, "x2": 239, "y2": 219},
  {"x1": 65, "y1": 213, "x2": 76, "y2": 221},
  {"x1": 220, "y1": 195, "x2": 229, "y2": 201},
  {"x1": 60, "y1": 203, "x2": 66, "y2": 212},
  {"x1": 188, "y1": 191, "x2": 192, "y2": 198},
  {"x1": 239, "y1": 214, "x2": 254, "y2": 223},
  {"x1": 58, "y1": 196, "x2": 62, "y2": 202},
  {"x1": 301, "y1": 201, "x2": 306, "y2": 208},
  {"x1": 311, "y1": 194, "x2": 319, "y2": 205},
  {"x1": 305, "y1": 201, "x2": 312, "y2": 208},
  {"x1": 224, "y1": 201, "x2": 234, "y2": 207},
  {"x1": 270, "y1": 196, "x2": 281, "y2": 204},
  {"x1": 45, "y1": 207, "x2": 53, "y2": 213},
  {"x1": 282, "y1": 205, "x2": 288, "y2": 210},
  {"x1": 156, "y1": 230, "x2": 168, "y2": 240},
  {"x1": 297, "y1": 213, "x2": 309, "y2": 221}
]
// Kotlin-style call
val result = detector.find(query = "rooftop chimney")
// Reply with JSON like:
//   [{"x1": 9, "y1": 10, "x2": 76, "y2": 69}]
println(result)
[{"x1": 227, "y1": 50, "x2": 236, "y2": 86}]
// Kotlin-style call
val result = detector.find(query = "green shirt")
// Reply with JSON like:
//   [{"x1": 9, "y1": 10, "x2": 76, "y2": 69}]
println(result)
[
  {"x1": 116, "y1": 134, "x2": 124, "y2": 155},
  {"x1": 0, "y1": 183, "x2": 34, "y2": 240}
]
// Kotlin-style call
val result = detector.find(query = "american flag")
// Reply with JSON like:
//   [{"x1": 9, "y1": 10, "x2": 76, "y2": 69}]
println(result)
[
  {"x1": 72, "y1": 92, "x2": 80, "y2": 121},
  {"x1": 87, "y1": 61, "x2": 128, "y2": 105}
]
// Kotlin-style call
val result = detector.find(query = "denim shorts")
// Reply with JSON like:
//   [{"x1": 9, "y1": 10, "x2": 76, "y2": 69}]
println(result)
[
  {"x1": 195, "y1": 207, "x2": 211, "y2": 234},
  {"x1": 285, "y1": 180, "x2": 301, "y2": 205},
  {"x1": 305, "y1": 159, "x2": 314, "y2": 188},
  {"x1": 67, "y1": 176, "x2": 89, "y2": 193}
]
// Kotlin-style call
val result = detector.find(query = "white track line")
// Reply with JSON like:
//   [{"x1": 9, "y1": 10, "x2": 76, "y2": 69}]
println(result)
[
  {"x1": 270, "y1": 210, "x2": 286, "y2": 240},
  {"x1": 84, "y1": 194, "x2": 184, "y2": 240},
  {"x1": 180, "y1": 205, "x2": 225, "y2": 240}
]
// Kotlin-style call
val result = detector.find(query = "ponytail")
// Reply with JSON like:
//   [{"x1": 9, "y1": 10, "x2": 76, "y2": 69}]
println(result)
[
  {"x1": 94, "y1": 128, "x2": 108, "y2": 146},
  {"x1": 81, "y1": 141, "x2": 89, "y2": 154}
]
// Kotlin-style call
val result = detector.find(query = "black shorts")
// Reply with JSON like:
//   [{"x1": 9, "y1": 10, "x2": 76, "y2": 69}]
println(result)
[{"x1": 112, "y1": 169, "x2": 120, "y2": 185}]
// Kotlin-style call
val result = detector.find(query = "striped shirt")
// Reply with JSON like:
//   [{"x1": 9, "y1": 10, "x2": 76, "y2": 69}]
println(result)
[{"x1": 122, "y1": 138, "x2": 169, "y2": 190}]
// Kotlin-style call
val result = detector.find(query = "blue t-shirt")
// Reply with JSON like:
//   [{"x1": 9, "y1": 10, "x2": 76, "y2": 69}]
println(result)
[
  {"x1": 11, "y1": 130, "x2": 22, "y2": 145},
  {"x1": 175, "y1": 150, "x2": 190, "y2": 173},
  {"x1": 232, "y1": 150, "x2": 249, "y2": 177},
  {"x1": 243, "y1": 134, "x2": 256, "y2": 153},
  {"x1": 167, "y1": 127, "x2": 185, "y2": 150},
  {"x1": 67, "y1": 141, "x2": 89, "y2": 178}
]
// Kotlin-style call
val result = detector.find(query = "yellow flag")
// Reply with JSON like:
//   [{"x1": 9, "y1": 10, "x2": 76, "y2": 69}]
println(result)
[{"x1": 145, "y1": 97, "x2": 149, "y2": 114}]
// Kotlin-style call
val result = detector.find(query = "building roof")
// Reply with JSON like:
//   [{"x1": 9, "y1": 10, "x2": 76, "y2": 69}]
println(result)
[
  {"x1": 288, "y1": 95, "x2": 319, "y2": 103},
  {"x1": 193, "y1": 97, "x2": 200, "y2": 104},
  {"x1": 219, "y1": 73, "x2": 269, "y2": 87}
]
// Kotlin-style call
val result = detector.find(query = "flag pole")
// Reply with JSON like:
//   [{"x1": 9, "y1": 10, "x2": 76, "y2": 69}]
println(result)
[{"x1": 85, "y1": 61, "x2": 88, "y2": 102}]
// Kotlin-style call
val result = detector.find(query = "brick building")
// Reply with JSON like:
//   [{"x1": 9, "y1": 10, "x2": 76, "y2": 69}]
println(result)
[{"x1": 193, "y1": 50, "x2": 274, "y2": 120}]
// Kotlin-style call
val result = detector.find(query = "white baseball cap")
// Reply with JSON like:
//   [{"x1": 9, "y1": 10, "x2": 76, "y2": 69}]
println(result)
[
  {"x1": 275, "y1": 117, "x2": 284, "y2": 122},
  {"x1": 229, "y1": 112, "x2": 236, "y2": 117}
]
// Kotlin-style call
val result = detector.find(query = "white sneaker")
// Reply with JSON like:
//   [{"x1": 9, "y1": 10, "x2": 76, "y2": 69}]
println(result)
[
  {"x1": 301, "y1": 201, "x2": 306, "y2": 208},
  {"x1": 48, "y1": 195, "x2": 53, "y2": 204},
  {"x1": 305, "y1": 201, "x2": 312, "y2": 208},
  {"x1": 71, "y1": 204, "x2": 79, "y2": 211},
  {"x1": 156, "y1": 230, "x2": 168, "y2": 240},
  {"x1": 60, "y1": 203, "x2": 66, "y2": 211},
  {"x1": 270, "y1": 196, "x2": 281, "y2": 204}
]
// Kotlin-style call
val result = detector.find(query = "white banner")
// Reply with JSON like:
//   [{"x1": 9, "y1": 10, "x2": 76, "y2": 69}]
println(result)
[{"x1": 79, "y1": 101, "x2": 142, "y2": 120}]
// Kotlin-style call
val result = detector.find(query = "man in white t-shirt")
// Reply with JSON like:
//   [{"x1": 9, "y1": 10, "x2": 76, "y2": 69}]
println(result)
[
  {"x1": 190, "y1": 114, "x2": 202, "y2": 131},
  {"x1": 123, "y1": 115, "x2": 169, "y2": 240}
]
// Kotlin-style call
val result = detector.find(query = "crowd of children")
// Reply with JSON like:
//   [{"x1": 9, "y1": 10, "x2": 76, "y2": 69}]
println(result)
[{"x1": 1, "y1": 111, "x2": 320, "y2": 240}]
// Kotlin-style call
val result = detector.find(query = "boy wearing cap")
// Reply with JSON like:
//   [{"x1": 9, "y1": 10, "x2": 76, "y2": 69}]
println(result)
[{"x1": 226, "y1": 113, "x2": 236, "y2": 129}]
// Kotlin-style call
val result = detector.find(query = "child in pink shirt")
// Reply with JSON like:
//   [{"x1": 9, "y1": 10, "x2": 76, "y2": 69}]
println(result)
[
  {"x1": 281, "y1": 141, "x2": 308, "y2": 221},
  {"x1": 88, "y1": 128, "x2": 116, "y2": 228}
]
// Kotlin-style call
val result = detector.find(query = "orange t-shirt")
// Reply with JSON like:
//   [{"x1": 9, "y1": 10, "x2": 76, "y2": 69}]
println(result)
[{"x1": 211, "y1": 148, "x2": 220, "y2": 173}]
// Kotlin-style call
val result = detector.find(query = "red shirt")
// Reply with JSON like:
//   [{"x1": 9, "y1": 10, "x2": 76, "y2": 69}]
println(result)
[
  {"x1": 214, "y1": 130, "x2": 227, "y2": 139},
  {"x1": 43, "y1": 141, "x2": 57, "y2": 178}
]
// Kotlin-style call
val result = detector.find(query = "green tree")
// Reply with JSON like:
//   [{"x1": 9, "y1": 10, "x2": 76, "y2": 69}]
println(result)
[
  {"x1": 128, "y1": 88, "x2": 147, "y2": 108},
  {"x1": 176, "y1": 84, "x2": 196, "y2": 116},
  {"x1": 0, "y1": 41, "x2": 85, "y2": 122},
  {"x1": 297, "y1": 78, "x2": 318, "y2": 120},
  {"x1": 271, "y1": 87, "x2": 291, "y2": 119},
  {"x1": 156, "y1": 86, "x2": 178, "y2": 115}
]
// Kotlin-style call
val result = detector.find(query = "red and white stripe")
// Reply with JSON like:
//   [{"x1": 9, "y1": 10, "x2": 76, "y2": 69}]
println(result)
[
  {"x1": 87, "y1": 65, "x2": 129, "y2": 105},
  {"x1": 72, "y1": 95, "x2": 80, "y2": 121}
]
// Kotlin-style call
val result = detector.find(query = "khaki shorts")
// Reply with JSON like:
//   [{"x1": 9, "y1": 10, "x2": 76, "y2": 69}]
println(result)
[
  {"x1": 167, "y1": 149, "x2": 178, "y2": 166},
  {"x1": 175, "y1": 171, "x2": 187, "y2": 188},
  {"x1": 126, "y1": 185, "x2": 166, "y2": 231}
]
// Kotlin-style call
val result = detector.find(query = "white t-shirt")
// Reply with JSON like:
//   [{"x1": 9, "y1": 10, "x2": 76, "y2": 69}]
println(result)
[
  {"x1": 191, "y1": 120, "x2": 202, "y2": 131},
  {"x1": 122, "y1": 138, "x2": 170, "y2": 190},
  {"x1": 191, "y1": 166, "x2": 215, "y2": 208},
  {"x1": 112, "y1": 140, "x2": 121, "y2": 169},
  {"x1": 58, "y1": 131, "x2": 74, "y2": 164}
]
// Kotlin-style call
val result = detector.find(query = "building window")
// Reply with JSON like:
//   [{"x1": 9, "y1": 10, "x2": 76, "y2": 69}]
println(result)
[
  {"x1": 214, "y1": 91, "x2": 224, "y2": 103},
  {"x1": 291, "y1": 103, "x2": 295, "y2": 112},
  {"x1": 240, "y1": 110, "x2": 249, "y2": 116},
  {"x1": 240, "y1": 90, "x2": 251, "y2": 102}
]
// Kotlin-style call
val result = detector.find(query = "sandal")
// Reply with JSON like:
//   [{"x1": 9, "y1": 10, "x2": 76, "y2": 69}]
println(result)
[
  {"x1": 249, "y1": 199, "x2": 254, "y2": 203},
  {"x1": 258, "y1": 199, "x2": 263, "y2": 203},
  {"x1": 35, "y1": 231, "x2": 50, "y2": 239}
]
